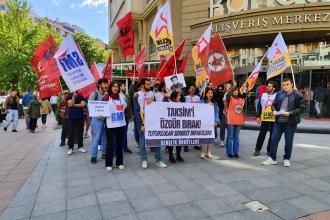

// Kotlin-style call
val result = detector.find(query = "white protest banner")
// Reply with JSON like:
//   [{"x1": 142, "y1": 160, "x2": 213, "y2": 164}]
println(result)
[
  {"x1": 106, "y1": 100, "x2": 126, "y2": 128},
  {"x1": 88, "y1": 101, "x2": 110, "y2": 117},
  {"x1": 54, "y1": 34, "x2": 95, "y2": 92},
  {"x1": 144, "y1": 102, "x2": 215, "y2": 147}
]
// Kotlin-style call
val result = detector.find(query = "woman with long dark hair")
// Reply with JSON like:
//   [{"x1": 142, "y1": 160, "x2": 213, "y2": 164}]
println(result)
[
  {"x1": 103, "y1": 81, "x2": 127, "y2": 171},
  {"x1": 200, "y1": 88, "x2": 220, "y2": 159},
  {"x1": 166, "y1": 90, "x2": 184, "y2": 163}
]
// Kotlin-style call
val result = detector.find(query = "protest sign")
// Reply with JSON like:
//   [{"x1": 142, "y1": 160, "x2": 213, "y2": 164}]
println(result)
[
  {"x1": 164, "y1": 73, "x2": 186, "y2": 91},
  {"x1": 88, "y1": 101, "x2": 110, "y2": 117},
  {"x1": 54, "y1": 35, "x2": 95, "y2": 92},
  {"x1": 144, "y1": 102, "x2": 215, "y2": 147}
]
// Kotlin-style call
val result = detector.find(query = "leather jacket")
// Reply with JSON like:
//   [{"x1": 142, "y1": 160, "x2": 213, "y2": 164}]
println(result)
[{"x1": 271, "y1": 90, "x2": 305, "y2": 124}]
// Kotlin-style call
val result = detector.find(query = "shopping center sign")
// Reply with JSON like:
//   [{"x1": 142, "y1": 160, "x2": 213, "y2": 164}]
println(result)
[{"x1": 210, "y1": 0, "x2": 328, "y2": 17}]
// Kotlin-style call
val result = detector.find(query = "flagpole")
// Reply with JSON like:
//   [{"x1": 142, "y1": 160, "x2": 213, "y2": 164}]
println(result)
[
  {"x1": 290, "y1": 65, "x2": 297, "y2": 89},
  {"x1": 133, "y1": 54, "x2": 136, "y2": 81},
  {"x1": 173, "y1": 51, "x2": 178, "y2": 75}
]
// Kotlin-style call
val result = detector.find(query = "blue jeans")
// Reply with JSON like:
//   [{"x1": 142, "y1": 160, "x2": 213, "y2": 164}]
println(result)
[
  {"x1": 226, "y1": 125, "x2": 241, "y2": 156},
  {"x1": 138, "y1": 130, "x2": 161, "y2": 162},
  {"x1": 123, "y1": 122, "x2": 129, "y2": 151},
  {"x1": 5, "y1": 109, "x2": 18, "y2": 130},
  {"x1": 133, "y1": 117, "x2": 140, "y2": 145},
  {"x1": 90, "y1": 118, "x2": 107, "y2": 158},
  {"x1": 269, "y1": 123, "x2": 297, "y2": 161}
]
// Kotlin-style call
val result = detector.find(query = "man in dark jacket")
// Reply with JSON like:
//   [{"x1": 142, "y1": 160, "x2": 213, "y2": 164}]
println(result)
[
  {"x1": 313, "y1": 83, "x2": 326, "y2": 118},
  {"x1": 262, "y1": 78, "x2": 305, "y2": 167}
]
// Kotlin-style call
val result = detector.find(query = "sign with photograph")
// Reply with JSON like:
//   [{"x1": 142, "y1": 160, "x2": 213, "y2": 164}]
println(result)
[
  {"x1": 164, "y1": 73, "x2": 186, "y2": 91},
  {"x1": 144, "y1": 102, "x2": 215, "y2": 147}
]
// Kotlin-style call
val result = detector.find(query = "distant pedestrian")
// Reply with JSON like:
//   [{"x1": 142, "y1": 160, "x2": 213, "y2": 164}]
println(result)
[
  {"x1": 313, "y1": 83, "x2": 326, "y2": 118},
  {"x1": 22, "y1": 87, "x2": 33, "y2": 129},
  {"x1": 262, "y1": 78, "x2": 305, "y2": 167},
  {"x1": 40, "y1": 99, "x2": 52, "y2": 129},
  {"x1": 66, "y1": 91, "x2": 87, "y2": 155},
  {"x1": 4, "y1": 89, "x2": 19, "y2": 132},
  {"x1": 50, "y1": 95, "x2": 58, "y2": 115},
  {"x1": 27, "y1": 95, "x2": 41, "y2": 133}
]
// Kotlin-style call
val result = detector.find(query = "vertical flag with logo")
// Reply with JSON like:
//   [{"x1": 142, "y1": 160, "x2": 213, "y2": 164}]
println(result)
[
  {"x1": 135, "y1": 47, "x2": 146, "y2": 82},
  {"x1": 54, "y1": 34, "x2": 95, "y2": 91},
  {"x1": 116, "y1": 12, "x2": 134, "y2": 57},
  {"x1": 239, "y1": 60, "x2": 262, "y2": 94},
  {"x1": 30, "y1": 56, "x2": 62, "y2": 99},
  {"x1": 266, "y1": 33, "x2": 291, "y2": 79},
  {"x1": 32, "y1": 34, "x2": 61, "y2": 81},
  {"x1": 192, "y1": 24, "x2": 212, "y2": 87},
  {"x1": 150, "y1": 1, "x2": 174, "y2": 55},
  {"x1": 208, "y1": 34, "x2": 234, "y2": 88},
  {"x1": 103, "y1": 52, "x2": 113, "y2": 81}
]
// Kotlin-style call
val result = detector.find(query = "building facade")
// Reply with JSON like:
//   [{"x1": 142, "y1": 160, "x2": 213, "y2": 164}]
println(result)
[{"x1": 109, "y1": 0, "x2": 330, "y2": 117}]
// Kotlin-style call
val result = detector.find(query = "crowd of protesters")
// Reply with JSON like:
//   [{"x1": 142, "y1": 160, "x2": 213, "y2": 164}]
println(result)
[{"x1": 1, "y1": 76, "x2": 306, "y2": 170}]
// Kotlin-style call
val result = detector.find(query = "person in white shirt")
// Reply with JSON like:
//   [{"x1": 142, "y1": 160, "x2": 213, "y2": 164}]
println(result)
[{"x1": 50, "y1": 95, "x2": 58, "y2": 114}]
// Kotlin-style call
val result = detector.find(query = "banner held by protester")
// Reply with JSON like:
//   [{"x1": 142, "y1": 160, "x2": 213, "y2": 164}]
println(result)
[{"x1": 144, "y1": 102, "x2": 215, "y2": 147}]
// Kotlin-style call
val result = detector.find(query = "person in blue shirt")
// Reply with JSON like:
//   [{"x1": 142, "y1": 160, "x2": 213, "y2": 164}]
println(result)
[{"x1": 22, "y1": 87, "x2": 33, "y2": 129}]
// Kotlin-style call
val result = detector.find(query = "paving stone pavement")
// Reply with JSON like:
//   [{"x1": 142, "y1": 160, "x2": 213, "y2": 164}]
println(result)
[
  {"x1": 0, "y1": 115, "x2": 58, "y2": 215},
  {"x1": 1, "y1": 123, "x2": 330, "y2": 220}
]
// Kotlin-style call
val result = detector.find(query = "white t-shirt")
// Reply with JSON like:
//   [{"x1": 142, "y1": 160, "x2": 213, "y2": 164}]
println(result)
[
  {"x1": 137, "y1": 90, "x2": 155, "y2": 111},
  {"x1": 154, "y1": 92, "x2": 164, "y2": 102},
  {"x1": 185, "y1": 95, "x2": 200, "y2": 103}
]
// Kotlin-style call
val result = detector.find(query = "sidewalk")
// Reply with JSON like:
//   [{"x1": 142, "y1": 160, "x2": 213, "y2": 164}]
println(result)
[
  {"x1": 1, "y1": 125, "x2": 330, "y2": 220},
  {"x1": 0, "y1": 115, "x2": 58, "y2": 215},
  {"x1": 243, "y1": 119, "x2": 330, "y2": 134}
]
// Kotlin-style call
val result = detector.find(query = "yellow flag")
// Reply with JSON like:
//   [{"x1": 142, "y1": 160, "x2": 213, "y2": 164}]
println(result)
[
  {"x1": 266, "y1": 33, "x2": 292, "y2": 79},
  {"x1": 149, "y1": 1, "x2": 174, "y2": 55}
]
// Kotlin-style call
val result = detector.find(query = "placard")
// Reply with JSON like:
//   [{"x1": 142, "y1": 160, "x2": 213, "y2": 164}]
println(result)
[
  {"x1": 88, "y1": 101, "x2": 110, "y2": 117},
  {"x1": 144, "y1": 102, "x2": 215, "y2": 147}
]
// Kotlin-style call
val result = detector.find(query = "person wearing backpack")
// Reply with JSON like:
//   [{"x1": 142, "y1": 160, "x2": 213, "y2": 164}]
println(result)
[{"x1": 89, "y1": 78, "x2": 109, "y2": 164}]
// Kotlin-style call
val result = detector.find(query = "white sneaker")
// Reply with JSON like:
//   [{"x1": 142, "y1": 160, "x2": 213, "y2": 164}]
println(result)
[
  {"x1": 201, "y1": 153, "x2": 205, "y2": 159},
  {"x1": 67, "y1": 149, "x2": 73, "y2": 155},
  {"x1": 118, "y1": 165, "x2": 125, "y2": 170},
  {"x1": 141, "y1": 161, "x2": 148, "y2": 169},
  {"x1": 78, "y1": 148, "x2": 87, "y2": 153},
  {"x1": 261, "y1": 157, "x2": 278, "y2": 165},
  {"x1": 106, "y1": 166, "x2": 112, "y2": 171},
  {"x1": 214, "y1": 139, "x2": 219, "y2": 143},
  {"x1": 220, "y1": 141, "x2": 225, "y2": 147},
  {"x1": 206, "y1": 153, "x2": 213, "y2": 159},
  {"x1": 284, "y1": 159, "x2": 291, "y2": 167},
  {"x1": 98, "y1": 145, "x2": 101, "y2": 151},
  {"x1": 42, "y1": 125, "x2": 45, "y2": 129},
  {"x1": 156, "y1": 161, "x2": 167, "y2": 168}
]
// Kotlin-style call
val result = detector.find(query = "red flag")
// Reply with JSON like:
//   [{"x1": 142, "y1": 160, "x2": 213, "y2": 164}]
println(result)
[
  {"x1": 80, "y1": 63, "x2": 100, "y2": 99},
  {"x1": 116, "y1": 12, "x2": 134, "y2": 57},
  {"x1": 135, "y1": 47, "x2": 146, "y2": 82},
  {"x1": 178, "y1": 52, "x2": 188, "y2": 74},
  {"x1": 208, "y1": 34, "x2": 234, "y2": 88},
  {"x1": 102, "y1": 53, "x2": 113, "y2": 81},
  {"x1": 157, "y1": 39, "x2": 186, "y2": 80},
  {"x1": 31, "y1": 56, "x2": 62, "y2": 99},
  {"x1": 32, "y1": 35, "x2": 61, "y2": 81}
]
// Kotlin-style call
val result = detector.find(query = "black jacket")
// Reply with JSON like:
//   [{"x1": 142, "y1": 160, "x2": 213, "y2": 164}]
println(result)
[{"x1": 271, "y1": 90, "x2": 305, "y2": 124}]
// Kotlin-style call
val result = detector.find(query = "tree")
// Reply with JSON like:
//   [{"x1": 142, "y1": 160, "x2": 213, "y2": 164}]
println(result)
[
  {"x1": 0, "y1": 0, "x2": 60, "y2": 92},
  {"x1": 73, "y1": 32, "x2": 109, "y2": 66}
]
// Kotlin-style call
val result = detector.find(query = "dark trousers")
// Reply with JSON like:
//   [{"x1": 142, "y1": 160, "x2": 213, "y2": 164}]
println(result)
[
  {"x1": 51, "y1": 104, "x2": 57, "y2": 114},
  {"x1": 105, "y1": 126, "x2": 125, "y2": 167},
  {"x1": 68, "y1": 118, "x2": 84, "y2": 149},
  {"x1": 219, "y1": 116, "x2": 227, "y2": 141},
  {"x1": 41, "y1": 114, "x2": 47, "y2": 124},
  {"x1": 29, "y1": 118, "x2": 38, "y2": 132},
  {"x1": 167, "y1": 146, "x2": 182, "y2": 158},
  {"x1": 255, "y1": 122, "x2": 274, "y2": 154},
  {"x1": 123, "y1": 121, "x2": 129, "y2": 151},
  {"x1": 269, "y1": 123, "x2": 297, "y2": 161},
  {"x1": 61, "y1": 118, "x2": 68, "y2": 144}
]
